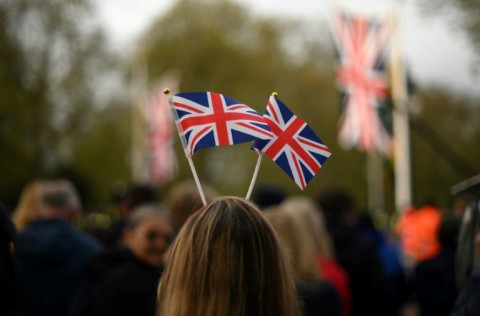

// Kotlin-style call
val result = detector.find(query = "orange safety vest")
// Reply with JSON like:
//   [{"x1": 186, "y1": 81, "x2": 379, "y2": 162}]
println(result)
[{"x1": 396, "y1": 205, "x2": 442, "y2": 262}]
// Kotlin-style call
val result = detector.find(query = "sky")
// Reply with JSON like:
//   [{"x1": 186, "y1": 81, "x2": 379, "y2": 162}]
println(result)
[{"x1": 94, "y1": 0, "x2": 480, "y2": 96}]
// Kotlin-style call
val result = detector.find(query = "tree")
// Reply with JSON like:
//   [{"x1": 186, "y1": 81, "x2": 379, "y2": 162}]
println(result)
[{"x1": 0, "y1": 0, "x2": 127, "y2": 207}]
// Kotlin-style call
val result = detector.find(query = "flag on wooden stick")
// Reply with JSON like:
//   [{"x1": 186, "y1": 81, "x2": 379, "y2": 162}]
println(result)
[{"x1": 252, "y1": 95, "x2": 331, "y2": 190}]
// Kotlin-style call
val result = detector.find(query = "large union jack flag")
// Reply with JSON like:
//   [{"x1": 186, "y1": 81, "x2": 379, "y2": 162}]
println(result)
[
  {"x1": 171, "y1": 92, "x2": 273, "y2": 157},
  {"x1": 331, "y1": 10, "x2": 392, "y2": 156},
  {"x1": 252, "y1": 96, "x2": 331, "y2": 190}
]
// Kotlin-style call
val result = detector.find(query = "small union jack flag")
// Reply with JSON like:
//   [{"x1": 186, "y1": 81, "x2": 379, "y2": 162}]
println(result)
[
  {"x1": 252, "y1": 96, "x2": 331, "y2": 190},
  {"x1": 331, "y1": 10, "x2": 392, "y2": 155},
  {"x1": 171, "y1": 92, "x2": 273, "y2": 157}
]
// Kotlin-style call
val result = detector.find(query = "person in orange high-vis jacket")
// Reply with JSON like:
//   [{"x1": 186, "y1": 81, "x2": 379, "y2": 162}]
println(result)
[{"x1": 396, "y1": 204, "x2": 442, "y2": 263}]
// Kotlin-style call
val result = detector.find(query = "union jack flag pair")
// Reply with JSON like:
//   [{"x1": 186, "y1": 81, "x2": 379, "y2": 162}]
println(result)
[{"x1": 170, "y1": 92, "x2": 331, "y2": 189}]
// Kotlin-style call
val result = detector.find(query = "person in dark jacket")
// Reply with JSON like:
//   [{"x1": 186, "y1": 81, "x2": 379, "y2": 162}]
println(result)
[
  {"x1": 317, "y1": 188, "x2": 394, "y2": 316},
  {"x1": 15, "y1": 180, "x2": 101, "y2": 316},
  {"x1": 71, "y1": 203, "x2": 173, "y2": 316},
  {"x1": 451, "y1": 231, "x2": 480, "y2": 316},
  {"x1": 0, "y1": 202, "x2": 21, "y2": 316},
  {"x1": 415, "y1": 214, "x2": 461, "y2": 316},
  {"x1": 265, "y1": 199, "x2": 342, "y2": 316}
]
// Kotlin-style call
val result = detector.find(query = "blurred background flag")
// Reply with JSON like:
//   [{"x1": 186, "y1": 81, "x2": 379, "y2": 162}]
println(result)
[
  {"x1": 146, "y1": 73, "x2": 179, "y2": 185},
  {"x1": 331, "y1": 9, "x2": 393, "y2": 156},
  {"x1": 170, "y1": 92, "x2": 273, "y2": 157},
  {"x1": 252, "y1": 95, "x2": 331, "y2": 190}
]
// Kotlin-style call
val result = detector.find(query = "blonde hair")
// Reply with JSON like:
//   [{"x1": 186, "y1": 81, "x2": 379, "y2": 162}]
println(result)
[
  {"x1": 12, "y1": 179, "x2": 45, "y2": 231},
  {"x1": 157, "y1": 196, "x2": 301, "y2": 316},
  {"x1": 266, "y1": 196, "x2": 334, "y2": 284}
]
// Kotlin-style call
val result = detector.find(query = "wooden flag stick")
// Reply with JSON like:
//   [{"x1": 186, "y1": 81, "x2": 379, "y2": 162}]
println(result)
[
  {"x1": 164, "y1": 89, "x2": 207, "y2": 206},
  {"x1": 246, "y1": 153, "x2": 263, "y2": 200},
  {"x1": 246, "y1": 91, "x2": 278, "y2": 200}
]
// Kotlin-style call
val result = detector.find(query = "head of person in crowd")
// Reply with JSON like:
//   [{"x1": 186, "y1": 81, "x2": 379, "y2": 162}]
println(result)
[
  {"x1": 316, "y1": 187, "x2": 356, "y2": 225},
  {"x1": 38, "y1": 180, "x2": 81, "y2": 223},
  {"x1": 164, "y1": 180, "x2": 217, "y2": 233},
  {"x1": 157, "y1": 197, "x2": 301, "y2": 316},
  {"x1": 124, "y1": 184, "x2": 158, "y2": 217},
  {"x1": 281, "y1": 196, "x2": 334, "y2": 260},
  {"x1": 265, "y1": 197, "x2": 330, "y2": 284},
  {"x1": 123, "y1": 204, "x2": 173, "y2": 267},
  {"x1": 438, "y1": 213, "x2": 461, "y2": 249},
  {"x1": 12, "y1": 179, "x2": 45, "y2": 231},
  {"x1": 251, "y1": 183, "x2": 287, "y2": 210}
]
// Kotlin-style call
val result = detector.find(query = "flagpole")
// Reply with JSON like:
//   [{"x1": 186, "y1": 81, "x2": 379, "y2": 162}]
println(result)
[
  {"x1": 246, "y1": 153, "x2": 263, "y2": 200},
  {"x1": 164, "y1": 89, "x2": 207, "y2": 206},
  {"x1": 245, "y1": 91, "x2": 279, "y2": 199},
  {"x1": 131, "y1": 37, "x2": 149, "y2": 183},
  {"x1": 390, "y1": 10, "x2": 412, "y2": 213}
]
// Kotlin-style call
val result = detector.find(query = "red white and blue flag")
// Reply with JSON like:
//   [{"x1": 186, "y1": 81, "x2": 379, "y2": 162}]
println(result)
[
  {"x1": 171, "y1": 92, "x2": 273, "y2": 157},
  {"x1": 252, "y1": 96, "x2": 331, "y2": 190},
  {"x1": 331, "y1": 10, "x2": 392, "y2": 155}
]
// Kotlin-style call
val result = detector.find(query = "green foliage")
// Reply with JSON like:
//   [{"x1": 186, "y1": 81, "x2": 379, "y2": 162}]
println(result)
[
  {"x1": 0, "y1": 0, "x2": 129, "y2": 207},
  {"x1": 410, "y1": 87, "x2": 480, "y2": 206}
]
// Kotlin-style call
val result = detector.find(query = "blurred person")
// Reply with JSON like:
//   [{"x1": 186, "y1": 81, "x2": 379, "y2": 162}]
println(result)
[
  {"x1": 70, "y1": 204, "x2": 173, "y2": 316},
  {"x1": 451, "y1": 230, "x2": 480, "y2": 316},
  {"x1": 266, "y1": 197, "x2": 343, "y2": 316},
  {"x1": 358, "y1": 213, "x2": 407, "y2": 316},
  {"x1": 415, "y1": 213, "x2": 461, "y2": 316},
  {"x1": 251, "y1": 183, "x2": 287, "y2": 210},
  {"x1": 395, "y1": 203, "x2": 442, "y2": 265},
  {"x1": 15, "y1": 180, "x2": 101, "y2": 316},
  {"x1": 317, "y1": 188, "x2": 394, "y2": 316},
  {"x1": 101, "y1": 184, "x2": 158, "y2": 249},
  {"x1": 164, "y1": 179, "x2": 217, "y2": 233},
  {"x1": 0, "y1": 202, "x2": 20, "y2": 315},
  {"x1": 11, "y1": 179, "x2": 45, "y2": 232},
  {"x1": 281, "y1": 196, "x2": 351, "y2": 316},
  {"x1": 157, "y1": 197, "x2": 301, "y2": 316},
  {"x1": 456, "y1": 196, "x2": 480, "y2": 289}
]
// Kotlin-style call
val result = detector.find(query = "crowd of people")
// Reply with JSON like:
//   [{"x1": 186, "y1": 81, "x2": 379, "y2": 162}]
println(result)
[{"x1": 1, "y1": 179, "x2": 479, "y2": 316}]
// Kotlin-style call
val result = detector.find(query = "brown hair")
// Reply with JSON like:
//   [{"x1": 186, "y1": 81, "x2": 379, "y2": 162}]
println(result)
[{"x1": 157, "y1": 196, "x2": 301, "y2": 316}]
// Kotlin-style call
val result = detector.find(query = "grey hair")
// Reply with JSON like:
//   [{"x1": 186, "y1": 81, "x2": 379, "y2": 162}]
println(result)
[
  {"x1": 40, "y1": 180, "x2": 81, "y2": 213},
  {"x1": 125, "y1": 203, "x2": 171, "y2": 230}
]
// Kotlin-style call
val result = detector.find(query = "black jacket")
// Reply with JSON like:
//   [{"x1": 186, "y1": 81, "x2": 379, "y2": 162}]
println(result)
[
  {"x1": 70, "y1": 248, "x2": 163, "y2": 316},
  {"x1": 451, "y1": 268, "x2": 480, "y2": 316},
  {"x1": 298, "y1": 280, "x2": 342, "y2": 316}
]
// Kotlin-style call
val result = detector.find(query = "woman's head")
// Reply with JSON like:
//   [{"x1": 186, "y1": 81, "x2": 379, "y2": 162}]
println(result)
[
  {"x1": 157, "y1": 196, "x2": 300, "y2": 316},
  {"x1": 265, "y1": 196, "x2": 329, "y2": 284},
  {"x1": 281, "y1": 196, "x2": 334, "y2": 260},
  {"x1": 123, "y1": 204, "x2": 173, "y2": 267}
]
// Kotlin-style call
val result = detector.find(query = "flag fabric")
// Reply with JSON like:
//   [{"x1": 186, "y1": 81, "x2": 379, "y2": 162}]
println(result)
[
  {"x1": 147, "y1": 81, "x2": 178, "y2": 184},
  {"x1": 170, "y1": 92, "x2": 273, "y2": 157},
  {"x1": 331, "y1": 10, "x2": 392, "y2": 156},
  {"x1": 252, "y1": 96, "x2": 331, "y2": 190}
]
